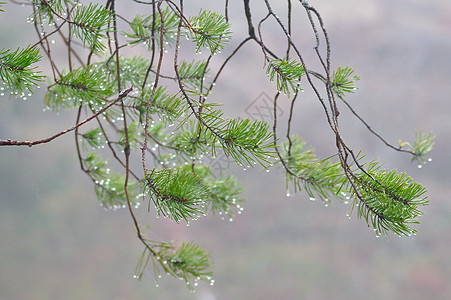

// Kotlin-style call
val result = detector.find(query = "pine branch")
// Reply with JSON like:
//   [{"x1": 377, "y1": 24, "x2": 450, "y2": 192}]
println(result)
[
  {"x1": 0, "y1": 46, "x2": 44, "y2": 94},
  {"x1": 3, "y1": 0, "x2": 436, "y2": 291},
  {"x1": 331, "y1": 66, "x2": 360, "y2": 98},
  {"x1": 399, "y1": 131, "x2": 435, "y2": 165},
  {"x1": 265, "y1": 57, "x2": 305, "y2": 97},
  {"x1": 0, "y1": 87, "x2": 133, "y2": 147},
  {"x1": 280, "y1": 136, "x2": 347, "y2": 202},
  {"x1": 70, "y1": 3, "x2": 113, "y2": 51},
  {"x1": 177, "y1": 59, "x2": 209, "y2": 90},
  {"x1": 133, "y1": 86, "x2": 187, "y2": 124},
  {"x1": 189, "y1": 10, "x2": 232, "y2": 55},
  {"x1": 84, "y1": 152, "x2": 140, "y2": 210},
  {"x1": 135, "y1": 240, "x2": 213, "y2": 289},
  {"x1": 80, "y1": 127, "x2": 105, "y2": 150},
  {"x1": 125, "y1": 7, "x2": 179, "y2": 50},
  {"x1": 146, "y1": 168, "x2": 210, "y2": 223},
  {"x1": 45, "y1": 64, "x2": 115, "y2": 110},
  {"x1": 32, "y1": 0, "x2": 70, "y2": 23},
  {"x1": 218, "y1": 118, "x2": 275, "y2": 168},
  {"x1": 348, "y1": 162, "x2": 428, "y2": 236}
]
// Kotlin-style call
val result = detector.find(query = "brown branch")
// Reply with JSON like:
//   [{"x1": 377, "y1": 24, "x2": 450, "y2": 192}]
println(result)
[{"x1": 0, "y1": 87, "x2": 133, "y2": 147}]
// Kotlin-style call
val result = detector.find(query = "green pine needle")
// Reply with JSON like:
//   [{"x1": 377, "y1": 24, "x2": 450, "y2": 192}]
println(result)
[
  {"x1": 125, "y1": 7, "x2": 179, "y2": 50},
  {"x1": 84, "y1": 152, "x2": 140, "y2": 210},
  {"x1": 45, "y1": 64, "x2": 115, "y2": 110},
  {"x1": 189, "y1": 10, "x2": 232, "y2": 55},
  {"x1": 146, "y1": 168, "x2": 210, "y2": 223},
  {"x1": 266, "y1": 57, "x2": 305, "y2": 97},
  {"x1": 349, "y1": 162, "x2": 428, "y2": 237},
  {"x1": 218, "y1": 118, "x2": 275, "y2": 168},
  {"x1": 0, "y1": 46, "x2": 44, "y2": 94},
  {"x1": 281, "y1": 136, "x2": 347, "y2": 202},
  {"x1": 399, "y1": 131, "x2": 435, "y2": 165},
  {"x1": 71, "y1": 3, "x2": 113, "y2": 51},
  {"x1": 185, "y1": 165, "x2": 245, "y2": 218},
  {"x1": 135, "y1": 240, "x2": 213, "y2": 290},
  {"x1": 331, "y1": 66, "x2": 360, "y2": 98}
]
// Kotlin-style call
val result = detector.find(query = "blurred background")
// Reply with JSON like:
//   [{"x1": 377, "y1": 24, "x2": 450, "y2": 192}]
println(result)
[{"x1": 1, "y1": 0, "x2": 450, "y2": 299}]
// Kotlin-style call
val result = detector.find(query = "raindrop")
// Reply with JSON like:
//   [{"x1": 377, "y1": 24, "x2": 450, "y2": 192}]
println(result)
[
  {"x1": 309, "y1": 197, "x2": 315, "y2": 201},
  {"x1": 427, "y1": 158, "x2": 432, "y2": 162},
  {"x1": 417, "y1": 165, "x2": 422, "y2": 169}
]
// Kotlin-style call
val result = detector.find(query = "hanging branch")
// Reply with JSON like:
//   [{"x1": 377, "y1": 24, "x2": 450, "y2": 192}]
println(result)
[
  {"x1": 0, "y1": 87, "x2": 133, "y2": 147},
  {"x1": 0, "y1": 0, "x2": 434, "y2": 290}
]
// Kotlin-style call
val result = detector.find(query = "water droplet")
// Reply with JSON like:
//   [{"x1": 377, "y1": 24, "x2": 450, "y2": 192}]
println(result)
[
  {"x1": 418, "y1": 164, "x2": 422, "y2": 169},
  {"x1": 309, "y1": 197, "x2": 315, "y2": 201},
  {"x1": 286, "y1": 192, "x2": 291, "y2": 197},
  {"x1": 427, "y1": 158, "x2": 432, "y2": 162}
]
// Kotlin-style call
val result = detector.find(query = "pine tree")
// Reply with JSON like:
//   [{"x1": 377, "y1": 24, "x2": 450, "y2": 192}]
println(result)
[{"x1": 0, "y1": 0, "x2": 434, "y2": 290}]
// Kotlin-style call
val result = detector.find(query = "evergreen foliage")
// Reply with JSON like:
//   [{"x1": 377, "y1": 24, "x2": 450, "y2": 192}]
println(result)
[
  {"x1": 0, "y1": 0, "x2": 434, "y2": 291},
  {"x1": 266, "y1": 57, "x2": 305, "y2": 96},
  {"x1": 189, "y1": 10, "x2": 232, "y2": 55},
  {"x1": 331, "y1": 66, "x2": 360, "y2": 97},
  {"x1": 0, "y1": 46, "x2": 44, "y2": 94},
  {"x1": 348, "y1": 162, "x2": 428, "y2": 237}
]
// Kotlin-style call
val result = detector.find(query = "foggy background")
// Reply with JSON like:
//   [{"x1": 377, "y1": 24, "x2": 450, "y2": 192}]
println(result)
[{"x1": 1, "y1": 1, "x2": 450, "y2": 299}]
